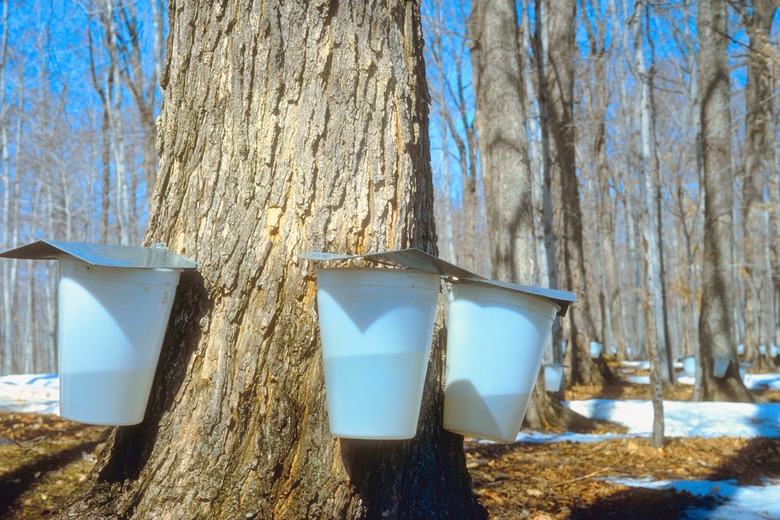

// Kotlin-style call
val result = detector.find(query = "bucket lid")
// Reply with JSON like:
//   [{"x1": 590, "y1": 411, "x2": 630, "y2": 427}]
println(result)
[
  {"x1": 0, "y1": 240, "x2": 198, "y2": 270},
  {"x1": 300, "y1": 248, "x2": 576, "y2": 317}
]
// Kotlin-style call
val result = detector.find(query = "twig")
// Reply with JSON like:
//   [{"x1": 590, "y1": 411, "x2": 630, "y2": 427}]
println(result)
[{"x1": 553, "y1": 468, "x2": 611, "y2": 487}]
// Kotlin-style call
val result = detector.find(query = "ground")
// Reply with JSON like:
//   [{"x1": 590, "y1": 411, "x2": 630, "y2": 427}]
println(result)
[{"x1": 1, "y1": 364, "x2": 779, "y2": 519}]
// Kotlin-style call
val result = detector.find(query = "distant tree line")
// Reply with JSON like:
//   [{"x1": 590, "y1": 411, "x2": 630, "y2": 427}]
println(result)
[
  {"x1": 0, "y1": 0, "x2": 164, "y2": 374},
  {"x1": 1, "y1": 0, "x2": 779, "y2": 401},
  {"x1": 424, "y1": 0, "x2": 779, "y2": 406}
]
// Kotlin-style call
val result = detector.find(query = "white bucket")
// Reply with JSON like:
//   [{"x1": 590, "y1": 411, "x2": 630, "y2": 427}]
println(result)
[
  {"x1": 316, "y1": 268, "x2": 439, "y2": 439},
  {"x1": 759, "y1": 345, "x2": 767, "y2": 355},
  {"x1": 544, "y1": 363, "x2": 564, "y2": 392},
  {"x1": 713, "y1": 354, "x2": 731, "y2": 378},
  {"x1": 58, "y1": 258, "x2": 181, "y2": 425},
  {"x1": 443, "y1": 283, "x2": 558, "y2": 443},
  {"x1": 739, "y1": 363, "x2": 751, "y2": 379},
  {"x1": 589, "y1": 341, "x2": 603, "y2": 359},
  {"x1": 737, "y1": 343, "x2": 745, "y2": 355},
  {"x1": 770, "y1": 344, "x2": 778, "y2": 357},
  {"x1": 682, "y1": 355, "x2": 696, "y2": 377}
]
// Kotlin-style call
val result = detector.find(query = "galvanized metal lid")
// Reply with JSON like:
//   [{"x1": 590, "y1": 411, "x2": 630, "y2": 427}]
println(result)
[
  {"x1": 300, "y1": 248, "x2": 576, "y2": 317},
  {"x1": 0, "y1": 240, "x2": 198, "y2": 270}
]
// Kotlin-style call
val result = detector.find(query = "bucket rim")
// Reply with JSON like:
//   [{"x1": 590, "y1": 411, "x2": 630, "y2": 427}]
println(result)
[
  {"x1": 447, "y1": 281, "x2": 560, "y2": 318},
  {"x1": 59, "y1": 258, "x2": 182, "y2": 286},
  {"x1": 316, "y1": 266, "x2": 441, "y2": 287}
]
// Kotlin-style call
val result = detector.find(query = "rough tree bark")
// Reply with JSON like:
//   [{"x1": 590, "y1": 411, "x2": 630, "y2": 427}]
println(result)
[
  {"x1": 468, "y1": 0, "x2": 535, "y2": 284},
  {"x1": 539, "y1": 0, "x2": 613, "y2": 388},
  {"x1": 697, "y1": 0, "x2": 754, "y2": 403},
  {"x1": 742, "y1": 0, "x2": 778, "y2": 368},
  {"x1": 469, "y1": 0, "x2": 597, "y2": 432},
  {"x1": 61, "y1": 1, "x2": 485, "y2": 518}
]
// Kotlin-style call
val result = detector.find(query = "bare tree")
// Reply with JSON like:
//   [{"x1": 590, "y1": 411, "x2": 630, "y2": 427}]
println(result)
[
  {"x1": 469, "y1": 0, "x2": 535, "y2": 283},
  {"x1": 741, "y1": 0, "x2": 779, "y2": 368},
  {"x1": 423, "y1": 0, "x2": 487, "y2": 274},
  {"x1": 115, "y1": 0, "x2": 164, "y2": 199},
  {"x1": 62, "y1": 1, "x2": 486, "y2": 518},
  {"x1": 0, "y1": 0, "x2": 17, "y2": 375},
  {"x1": 539, "y1": 0, "x2": 611, "y2": 387},
  {"x1": 697, "y1": 0, "x2": 754, "y2": 402},
  {"x1": 629, "y1": 0, "x2": 665, "y2": 446}
]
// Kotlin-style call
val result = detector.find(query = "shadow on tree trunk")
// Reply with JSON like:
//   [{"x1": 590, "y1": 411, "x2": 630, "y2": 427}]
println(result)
[{"x1": 58, "y1": 270, "x2": 211, "y2": 516}]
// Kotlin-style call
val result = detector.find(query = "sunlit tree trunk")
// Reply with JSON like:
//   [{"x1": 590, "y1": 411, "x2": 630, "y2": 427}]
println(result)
[
  {"x1": 630, "y1": 0, "x2": 665, "y2": 446},
  {"x1": 742, "y1": 0, "x2": 778, "y2": 368},
  {"x1": 540, "y1": 0, "x2": 608, "y2": 387},
  {"x1": 697, "y1": 0, "x2": 754, "y2": 402},
  {"x1": 0, "y1": 0, "x2": 13, "y2": 375},
  {"x1": 62, "y1": 2, "x2": 485, "y2": 518},
  {"x1": 469, "y1": 0, "x2": 535, "y2": 283}
]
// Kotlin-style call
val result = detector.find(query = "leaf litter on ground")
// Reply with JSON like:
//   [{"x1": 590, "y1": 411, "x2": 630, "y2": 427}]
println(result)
[{"x1": 1, "y1": 365, "x2": 780, "y2": 519}]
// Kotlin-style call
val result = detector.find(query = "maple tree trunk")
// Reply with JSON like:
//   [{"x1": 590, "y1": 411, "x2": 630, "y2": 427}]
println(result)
[
  {"x1": 470, "y1": 0, "x2": 600, "y2": 433},
  {"x1": 742, "y1": 0, "x2": 777, "y2": 369},
  {"x1": 540, "y1": 0, "x2": 609, "y2": 387},
  {"x1": 469, "y1": 0, "x2": 535, "y2": 284},
  {"x1": 697, "y1": 0, "x2": 754, "y2": 403},
  {"x1": 59, "y1": 1, "x2": 485, "y2": 518}
]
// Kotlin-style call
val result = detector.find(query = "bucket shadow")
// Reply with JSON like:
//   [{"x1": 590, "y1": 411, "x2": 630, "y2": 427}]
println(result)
[
  {"x1": 442, "y1": 380, "x2": 510, "y2": 443},
  {"x1": 91, "y1": 269, "x2": 212, "y2": 483}
]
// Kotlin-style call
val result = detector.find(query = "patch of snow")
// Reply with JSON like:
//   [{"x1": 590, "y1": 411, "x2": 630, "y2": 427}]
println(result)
[
  {"x1": 563, "y1": 399, "x2": 780, "y2": 438},
  {"x1": 626, "y1": 373, "x2": 780, "y2": 390},
  {"x1": 607, "y1": 477, "x2": 780, "y2": 520},
  {"x1": 0, "y1": 373, "x2": 59, "y2": 414}
]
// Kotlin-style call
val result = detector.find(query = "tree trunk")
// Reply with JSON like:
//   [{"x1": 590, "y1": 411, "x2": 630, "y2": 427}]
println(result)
[
  {"x1": 742, "y1": 0, "x2": 778, "y2": 372},
  {"x1": 470, "y1": 0, "x2": 597, "y2": 433},
  {"x1": 540, "y1": 0, "x2": 610, "y2": 387},
  {"x1": 697, "y1": 0, "x2": 754, "y2": 403},
  {"x1": 630, "y1": 0, "x2": 665, "y2": 445},
  {"x1": 62, "y1": 2, "x2": 485, "y2": 518},
  {"x1": 0, "y1": 0, "x2": 13, "y2": 375},
  {"x1": 469, "y1": 0, "x2": 535, "y2": 286}
]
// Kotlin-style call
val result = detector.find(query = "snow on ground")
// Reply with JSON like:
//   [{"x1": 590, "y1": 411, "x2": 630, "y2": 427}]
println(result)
[
  {"x1": 518, "y1": 369, "x2": 780, "y2": 519},
  {"x1": 604, "y1": 478, "x2": 780, "y2": 520},
  {"x1": 3, "y1": 369, "x2": 780, "y2": 519},
  {"x1": 0, "y1": 373, "x2": 59, "y2": 414},
  {"x1": 626, "y1": 372, "x2": 780, "y2": 390}
]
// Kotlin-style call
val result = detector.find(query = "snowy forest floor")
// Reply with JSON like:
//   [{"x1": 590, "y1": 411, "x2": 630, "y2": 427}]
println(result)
[{"x1": 1, "y1": 362, "x2": 780, "y2": 519}]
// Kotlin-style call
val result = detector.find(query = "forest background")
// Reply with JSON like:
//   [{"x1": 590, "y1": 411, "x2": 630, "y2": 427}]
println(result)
[{"x1": 0, "y1": 0, "x2": 778, "y2": 383}]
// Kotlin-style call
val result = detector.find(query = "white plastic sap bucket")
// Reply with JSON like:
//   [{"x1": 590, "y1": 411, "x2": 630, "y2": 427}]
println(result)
[
  {"x1": 739, "y1": 363, "x2": 751, "y2": 379},
  {"x1": 58, "y1": 258, "x2": 181, "y2": 425},
  {"x1": 544, "y1": 363, "x2": 564, "y2": 392},
  {"x1": 713, "y1": 354, "x2": 731, "y2": 378},
  {"x1": 316, "y1": 268, "x2": 439, "y2": 439},
  {"x1": 589, "y1": 341, "x2": 603, "y2": 359},
  {"x1": 443, "y1": 283, "x2": 559, "y2": 443},
  {"x1": 682, "y1": 355, "x2": 696, "y2": 377}
]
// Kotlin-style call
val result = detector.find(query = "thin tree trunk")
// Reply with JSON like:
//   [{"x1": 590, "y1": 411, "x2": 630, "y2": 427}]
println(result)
[{"x1": 630, "y1": 0, "x2": 664, "y2": 446}]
